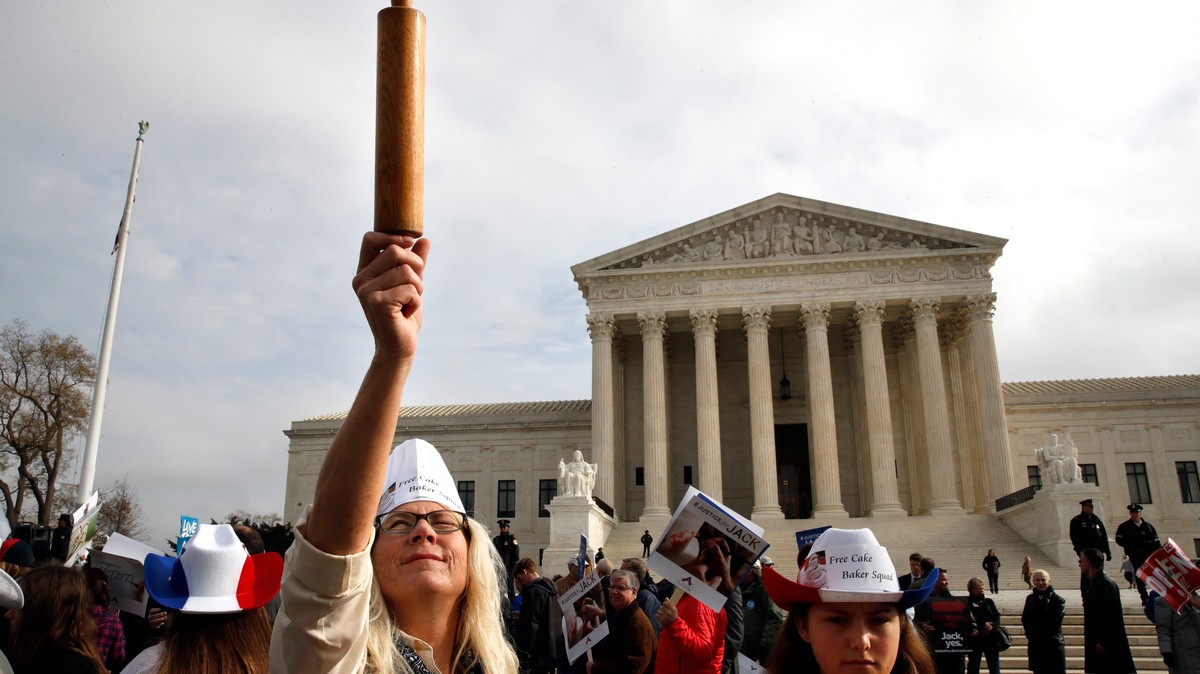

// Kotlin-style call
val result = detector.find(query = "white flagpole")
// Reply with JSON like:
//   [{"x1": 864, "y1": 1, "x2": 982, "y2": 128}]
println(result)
[{"x1": 77, "y1": 121, "x2": 149, "y2": 506}]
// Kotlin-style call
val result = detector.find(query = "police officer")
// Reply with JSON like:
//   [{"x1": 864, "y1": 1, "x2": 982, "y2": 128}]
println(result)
[
  {"x1": 493, "y1": 519, "x2": 520, "y2": 601},
  {"x1": 1114, "y1": 503, "x2": 1161, "y2": 606},
  {"x1": 1069, "y1": 498, "x2": 1110, "y2": 598}
]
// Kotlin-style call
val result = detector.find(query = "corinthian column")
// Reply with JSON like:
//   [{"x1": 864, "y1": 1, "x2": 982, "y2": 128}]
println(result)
[
  {"x1": 853, "y1": 299, "x2": 905, "y2": 515},
  {"x1": 800, "y1": 303, "x2": 847, "y2": 517},
  {"x1": 690, "y1": 309, "x2": 723, "y2": 500},
  {"x1": 586, "y1": 313, "x2": 616, "y2": 505},
  {"x1": 742, "y1": 306, "x2": 784, "y2": 520},
  {"x1": 638, "y1": 312, "x2": 671, "y2": 518},
  {"x1": 963, "y1": 294, "x2": 1015, "y2": 504},
  {"x1": 908, "y1": 297, "x2": 963, "y2": 513}
]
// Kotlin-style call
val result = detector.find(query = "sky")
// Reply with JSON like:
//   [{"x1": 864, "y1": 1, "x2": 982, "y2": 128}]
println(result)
[{"x1": 2, "y1": 1, "x2": 1198, "y2": 548}]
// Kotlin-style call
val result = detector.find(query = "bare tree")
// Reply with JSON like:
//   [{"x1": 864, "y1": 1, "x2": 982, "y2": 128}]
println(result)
[
  {"x1": 96, "y1": 476, "x2": 149, "y2": 544},
  {"x1": 0, "y1": 320, "x2": 96, "y2": 528}
]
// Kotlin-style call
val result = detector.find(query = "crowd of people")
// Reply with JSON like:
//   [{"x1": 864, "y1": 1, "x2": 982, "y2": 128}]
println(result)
[{"x1": 3, "y1": 234, "x2": 1197, "y2": 674}]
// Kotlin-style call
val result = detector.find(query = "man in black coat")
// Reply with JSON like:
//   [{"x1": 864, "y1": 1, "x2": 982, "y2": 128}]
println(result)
[
  {"x1": 1114, "y1": 503, "x2": 1161, "y2": 606},
  {"x1": 1079, "y1": 548, "x2": 1136, "y2": 673},
  {"x1": 512, "y1": 558, "x2": 563, "y2": 674},
  {"x1": 1070, "y1": 499, "x2": 1111, "y2": 598},
  {"x1": 493, "y1": 519, "x2": 520, "y2": 601}
]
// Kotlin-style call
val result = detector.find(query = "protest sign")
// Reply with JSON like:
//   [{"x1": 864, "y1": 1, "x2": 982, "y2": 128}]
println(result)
[
  {"x1": 738, "y1": 653, "x2": 766, "y2": 673},
  {"x1": 558, "y1": 569, "x2": 609, "y2": 664},
  {"x1": 647, "y1": 487, "x2": 768, "y2": 611},
  {"x1": 178, "y1": 515, "x2": 200, "y2": 553},
  {"x1": 1136, "y1": 538, "x2": 1200, "y2": 612},
  {"x1": 66, "y1": 491, "x2": 101, "y2": 563},
  {"x1": 91, "y1": 532, "x2": 165, "y2": 617},
  {"x1": 795, "y1": 525, "x2": 832, "y2": 552},
  {"x1": 919, "y1": 597, "x2": 974, "y2": 654}
]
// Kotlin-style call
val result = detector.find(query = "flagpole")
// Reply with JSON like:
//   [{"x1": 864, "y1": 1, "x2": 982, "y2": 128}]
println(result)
[{"x1": 77, "y1": 121, "x2": 149, "y2": 506}]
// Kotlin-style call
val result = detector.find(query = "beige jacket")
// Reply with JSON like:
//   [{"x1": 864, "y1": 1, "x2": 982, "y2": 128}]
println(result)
[{"x1": 269, "y1": 509, "x2": 441, "y2": 674}]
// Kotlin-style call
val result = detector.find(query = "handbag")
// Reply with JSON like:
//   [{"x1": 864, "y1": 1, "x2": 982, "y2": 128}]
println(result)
[{"x1": 995, "y1": 624, "x2": 1012, "y2": 652}]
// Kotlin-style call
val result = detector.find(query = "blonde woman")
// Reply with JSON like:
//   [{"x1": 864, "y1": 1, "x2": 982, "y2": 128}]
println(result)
[{"x1": 270, "y1": 234, "x2": 517, "y2": 674}]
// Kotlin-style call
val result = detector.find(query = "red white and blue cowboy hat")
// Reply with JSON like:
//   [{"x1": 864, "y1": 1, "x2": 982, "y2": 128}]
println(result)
[
  {"x1": 144, "y1": 523, "x2": 283, "y2": 614},
  {"x1": 763, "y1": 527, "x2": 938, "y2": 610}
]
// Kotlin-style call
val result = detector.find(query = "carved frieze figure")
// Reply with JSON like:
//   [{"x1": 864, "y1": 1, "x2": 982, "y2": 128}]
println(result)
[
  {"x1": 702, "y1": 235, "x2": 724, "y2": 261},
  {"x1": 843, "y1": 227, "x2": 865, "y2": 252},
  {"x1": 792, "y1": 216, "x2": 815, "y2": 255},
  {"x1": 723, "y1": 229, "x2": 747, "y2": 259},
  {"x1": 558, "y1": 450, "x2": 597, "y2": 498},
  {"x1": 747, "y1": 218, "x2": 769, "y2": 258},
  {"x1": 770, "y1": 212, "x2": 792, "y2": 257},
  {"x1": 821, "y1": 226, "x2": 843, "y2": 253},
  {"x1": 1034, "y1": 433, "x2": 1082, "y2": 484}
]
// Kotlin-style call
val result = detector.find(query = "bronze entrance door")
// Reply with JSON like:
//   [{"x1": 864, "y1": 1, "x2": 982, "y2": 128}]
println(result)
[{"x1": 775, "y1": 423, "x2": 812, "y2": 518}]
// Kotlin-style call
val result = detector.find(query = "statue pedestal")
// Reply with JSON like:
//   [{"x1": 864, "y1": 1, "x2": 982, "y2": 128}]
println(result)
[
  {"x1": 997, "y1": 482, "x2": 1109, "y2": 567},
  {"x1": 542, "y1": 496, "x2": 616, "y2": 575}
]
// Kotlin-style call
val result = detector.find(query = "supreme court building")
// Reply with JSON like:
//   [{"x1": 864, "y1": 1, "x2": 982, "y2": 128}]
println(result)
[{"x1": 284, "y1": 194, "x2": 1200, "y2": 555}]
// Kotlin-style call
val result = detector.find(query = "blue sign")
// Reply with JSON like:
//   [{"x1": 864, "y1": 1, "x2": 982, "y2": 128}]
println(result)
[
  {"x1": 576, "y1": 534, "x2": 588, "y2": 580},
  {"x1": 795, "y1": 525, "x2": 832, "y2": 551},
  {"x1": 178, "y1": 516, "x2": 200, "y2": 554}
]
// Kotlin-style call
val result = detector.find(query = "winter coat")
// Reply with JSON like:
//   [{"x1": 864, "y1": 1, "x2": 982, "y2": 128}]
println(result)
[
  {"x1": 1155, "y1": 596, "x2": 1200, "y2": 674},
  {"x1": 590, "y1": 601, "x2": 656, "y2": 674},
  {"x1": 1021, "y1": 585, "x2": 1066, "y2": 674},
  {"x1": 739, "y1": 575, "x2": 784, "y2": 663},
  {"x1": 655, "y1": 595, "x2": 727, "y2": 674},
  {"x1": 1082, "y1": 571, "x2": 1136, "y2": 673},
  {"x1": 514, "y1": 576, "x2": 563, "y2": 673}
]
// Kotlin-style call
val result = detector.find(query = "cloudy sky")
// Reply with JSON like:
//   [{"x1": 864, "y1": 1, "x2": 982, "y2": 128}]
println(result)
[{"x1": 3, "y1": 1, "x2": 1198, "y2": 547}]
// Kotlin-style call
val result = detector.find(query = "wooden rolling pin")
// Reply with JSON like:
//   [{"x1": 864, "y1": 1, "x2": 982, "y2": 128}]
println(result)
[{"x1": 375, "y1": 0, "x2": 425, "y2": 237}]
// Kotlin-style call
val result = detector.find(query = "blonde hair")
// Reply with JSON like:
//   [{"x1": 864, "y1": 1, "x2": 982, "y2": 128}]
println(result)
[
  {"x1": 364, "y1": 518, "x2": 518, "y2": 673},
  {"x1": 1031, "y1": 569, "x2": 1050, "y2": 583}
]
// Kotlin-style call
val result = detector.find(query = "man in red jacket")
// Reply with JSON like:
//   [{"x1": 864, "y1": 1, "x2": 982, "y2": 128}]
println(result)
[{"x1": 654, "y1": 594, "x2": 727, "y2": 674}]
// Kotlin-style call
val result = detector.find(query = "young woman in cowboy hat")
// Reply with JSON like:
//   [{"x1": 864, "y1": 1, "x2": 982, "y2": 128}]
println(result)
[
  {"x1": 270, "y1": 234, "x2": 517, "y2": 674},
  {"x1": 124, "y1": 522, "x2": 283, "y2": 674},
  {"x1": 762, "y1": 528, "x2": 937, "y2": 674}
]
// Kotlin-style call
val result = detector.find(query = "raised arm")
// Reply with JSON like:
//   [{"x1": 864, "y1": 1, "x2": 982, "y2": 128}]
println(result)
[{"x1": 305, "y1": 233, "x2": 431, "y2": 556}]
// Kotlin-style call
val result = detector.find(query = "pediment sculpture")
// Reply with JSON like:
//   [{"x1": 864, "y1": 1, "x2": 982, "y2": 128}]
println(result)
[{"x1": 609, "y1": 207, "x2": 965, "y2": 270}]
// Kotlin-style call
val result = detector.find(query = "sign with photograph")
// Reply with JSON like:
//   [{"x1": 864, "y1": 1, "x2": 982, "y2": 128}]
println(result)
[
  {"x1": 647, "y1": 487, "x2": 769, "y2": 611},
  {"x1": 558, "y1": 569, "x2": 609, "y2": 663},
  {"x1": 90, "y1": 532, "x2": 166, "y2": 617}
]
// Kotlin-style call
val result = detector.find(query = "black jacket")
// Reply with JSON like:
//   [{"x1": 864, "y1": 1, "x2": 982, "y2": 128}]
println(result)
[{"x1": 515, "y1": 576, "x2": 563, "y2": 672}]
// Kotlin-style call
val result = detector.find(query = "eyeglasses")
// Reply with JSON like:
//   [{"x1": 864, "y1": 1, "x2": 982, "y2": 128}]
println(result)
[
  {"x1": 609, "y1": 584, "x2": 635, "y2": 594},
  {"x1": 375, "y1": 509, "x2": 467, "y2": 535}
]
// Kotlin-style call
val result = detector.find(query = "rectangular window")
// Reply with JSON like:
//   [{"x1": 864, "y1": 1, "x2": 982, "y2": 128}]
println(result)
[
  {"x1": 538, "y1": 479, "x2": 557, "y2": 517},
  {"x1": 1125, "y1": 463, "x2": 1152, "y2": 504},
  {"x1": 1080, "y1": 463, "x2": 1099, "y2": 487},
  {"x1": 457, "y1": 480, "x2": 476, "y2": 518},
  {"x1": 683, "y1": 466, "x2": 693, "y2": 485},
  {"x1": 635, "y1": 467, "x2": 644, "y2": 486},
  {"x1": 1026, "y1": 465, "x2": 1042, "y2": 490},
  {"x1": 497, "y1": 480, "x2": 516, "y2": 518},
  {"x1": 1178, "y1": 461, "x2": 1200, "y2": 504}
]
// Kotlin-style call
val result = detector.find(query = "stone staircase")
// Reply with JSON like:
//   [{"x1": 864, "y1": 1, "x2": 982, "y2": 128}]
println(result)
[
  {"x1": 1003, "y1": 613, "x2": 1163, "y2": 673},
  {"x1": 595, "y1": 511, "x2": 1166, "y2": 672}
]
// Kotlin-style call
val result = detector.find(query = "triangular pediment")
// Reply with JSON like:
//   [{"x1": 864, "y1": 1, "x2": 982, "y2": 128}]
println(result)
[{"x1": 572, "y1": 193, "x2": 1007, "y2": 275}]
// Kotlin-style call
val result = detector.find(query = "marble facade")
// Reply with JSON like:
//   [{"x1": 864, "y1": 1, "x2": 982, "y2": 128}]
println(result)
[
  {"x1": 570, "y1": 193, "x2": 1015, "y2": 522},
  {"x1": 282, "y1": 194, "x2": 1200, "y2": 560}
]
